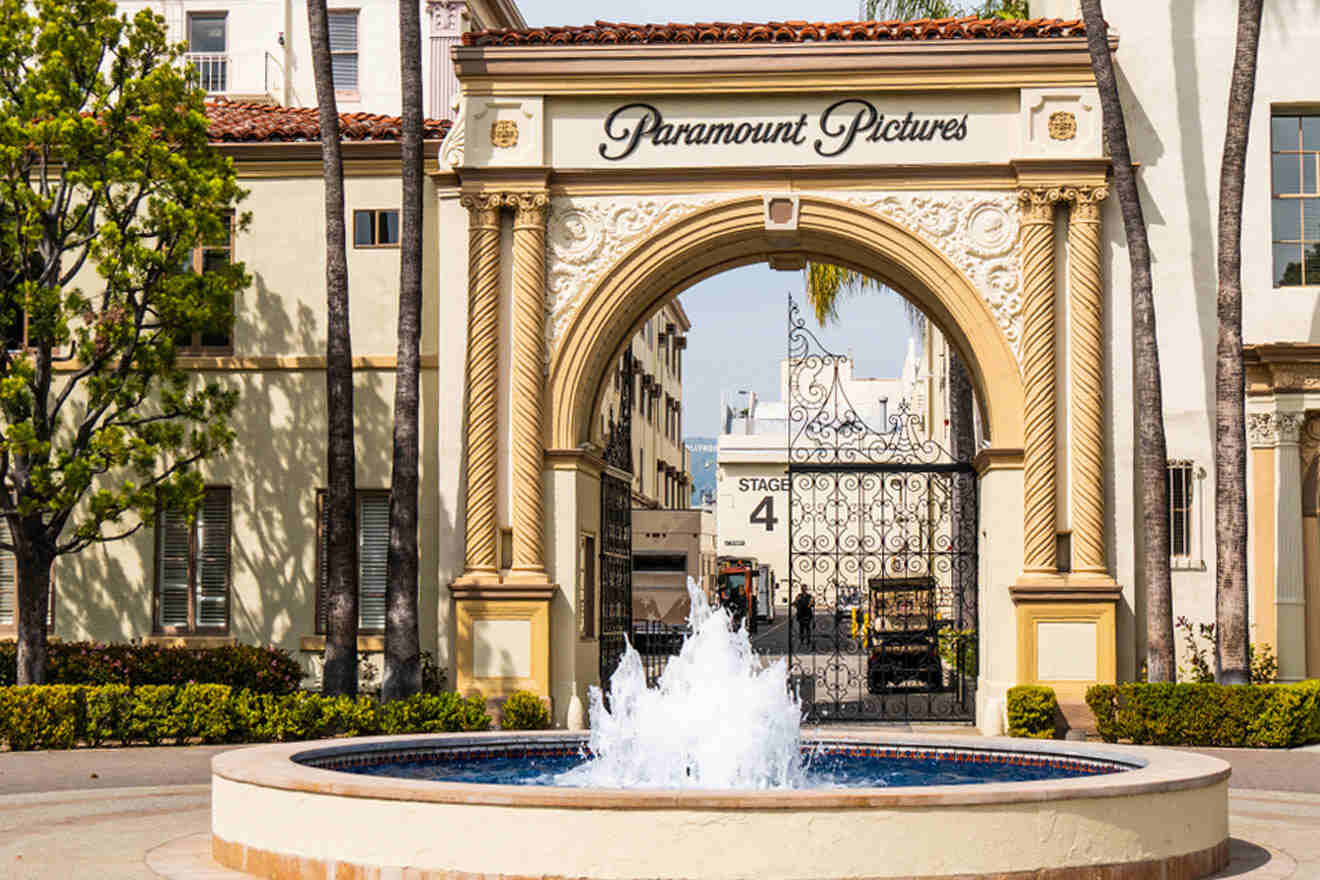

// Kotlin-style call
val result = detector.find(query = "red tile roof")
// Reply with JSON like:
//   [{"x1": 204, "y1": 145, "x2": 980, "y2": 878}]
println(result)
[
  {"x1": 461, "y1": 16, "x2": 1085, "y2": 47},
  {"x1": 205, "y1": 99, "x2": 452, "y2": 143}
]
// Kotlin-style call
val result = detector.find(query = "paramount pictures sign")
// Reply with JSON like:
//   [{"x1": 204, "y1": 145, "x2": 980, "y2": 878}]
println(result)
[{"x1": 598, "y1": 99, "x2": 971, "y2": 161}]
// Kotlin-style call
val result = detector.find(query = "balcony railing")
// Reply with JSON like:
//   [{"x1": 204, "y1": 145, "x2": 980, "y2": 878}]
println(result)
[{"x1": 185, "y1": 53, "x2": 229, "y2": 93}]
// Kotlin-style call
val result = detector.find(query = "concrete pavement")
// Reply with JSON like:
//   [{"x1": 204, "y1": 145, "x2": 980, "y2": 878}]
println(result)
[{"x1": 1, "y1": 742, "x2": 1318, "y2": 878}]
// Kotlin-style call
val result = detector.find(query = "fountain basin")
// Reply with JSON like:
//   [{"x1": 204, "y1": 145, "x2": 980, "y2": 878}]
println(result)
[{"x1": 211, "y1": 730, "x2": 1229, "y2": 880}]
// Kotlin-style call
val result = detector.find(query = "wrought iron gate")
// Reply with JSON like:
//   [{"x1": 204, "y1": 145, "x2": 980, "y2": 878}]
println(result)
[
  {"x1": 599, "y1": 347, "x2": 635, "y2": 688},
  {"x1": 786, "y1": 300, "x2": 978, "y2": 722}
]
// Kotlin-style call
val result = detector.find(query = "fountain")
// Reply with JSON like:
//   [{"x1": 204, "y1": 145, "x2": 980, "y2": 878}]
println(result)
[{"x1": 211, "y1": 580, "x2": 1230, "y2": 879}]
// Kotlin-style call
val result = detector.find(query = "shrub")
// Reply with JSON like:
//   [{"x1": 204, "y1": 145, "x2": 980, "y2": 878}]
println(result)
[
  {"x1": 0, "y1": 684, "x2": 493, "y2": 749},
  {"x1": 1006, "y1": 685, "x2": 1059, "y2": 739},
  {"x1": 0, "y1": 641, "x2": 303, "y2": 693},
  {"x1": 83, "y1": 684, "x2": 132, "y2": 746},
  {"x1": 0, "y1": 685, "x2": 83, "y2": 750},
  {"x1": 1085, "y1": 680, "x2": 1320, "y2": 747},
  {"x1": 500, "y1": 691, "x2": 551, "y2": 730}
]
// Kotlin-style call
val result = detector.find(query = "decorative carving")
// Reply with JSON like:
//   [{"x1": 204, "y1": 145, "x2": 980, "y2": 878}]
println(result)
[
  {"x1": 491, "y1": 119, "x2": 519, "y2": 149},
  {"x1": 441, "y1": 97, "x2": 466, "y2": 169},
  {"x1": 1249, "y1": 411, "x2": 1304, "y2": 447},
  {"x1": 545, "y1": 195, "x2": 724, "y2": 360},
  {"x1": 1016, "y1": 186, "x2": 1065, "y2": 224},
  {"x1": 1047, "y1": 110, "x2": 1077, "y2": 141},
  {"x1": 429, "y1": 0, "x2": 465, "y2": 35},
  {"x1": 544, "y1": 191, "x2": 1023, "y2": 364},
  {"x1": 1066, "y1": 184, "x2": 1108, "y2": 574}
]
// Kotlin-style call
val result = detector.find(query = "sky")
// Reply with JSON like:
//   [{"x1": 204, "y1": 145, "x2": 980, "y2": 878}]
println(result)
[
  {"x1": 519, "y1": 0, "x2": 866, "y2": 26},
  {"x1": 515, "y1": 0, "x2": 915, "y2": 438},
  {"x1": 677, "y1": 267, "x2": 916, "y2": 437}
]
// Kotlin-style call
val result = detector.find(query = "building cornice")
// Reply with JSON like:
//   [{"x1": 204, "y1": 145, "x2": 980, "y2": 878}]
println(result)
[{"x1": 452, "y1": 37, "x2": 1113, "y2": 96}]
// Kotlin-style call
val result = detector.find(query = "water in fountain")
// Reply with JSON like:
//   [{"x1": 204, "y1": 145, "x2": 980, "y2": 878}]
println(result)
[{"x1": 556, "y1": 577, "x2": 806, "y2": 789}]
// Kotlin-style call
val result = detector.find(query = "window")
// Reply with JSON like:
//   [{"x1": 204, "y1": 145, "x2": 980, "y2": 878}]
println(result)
[
  {"x1": 578, "y1": 533, "x2": 596, "y2": 638},
  {"x1": 316, "y1": 489, "x2": 389, "y2": 633},
  {"x1": 353, "y1": 209, "x2": 400, "y2": 247},
  {"x1": 186, "y1": 13, "x2": 228, "y2": 92},
  {"x1": 329, "y1": 11, "x2": 359, "y2": 94},
  {"x1": 1271, "y1": 113, "x2": 1320, "y2": 286},
  {"x1": 177, "y1": 214, "x2": 234, "y2": 355},
  {"x1": 633, "y1": 553, "x2": 687, "y2": 573},
  {"x1": 0, "y1": 549, "x2": 55, "y2": 635},
  {"x1": 1, "y1": 297, "x2": 27, "y2": 351},
  {"x1": 1166, "y1": 460, "x2": 1204, "y2": 569},
  {"x1": 155, "y1": 488, "x2": 231, "y2": 633}
]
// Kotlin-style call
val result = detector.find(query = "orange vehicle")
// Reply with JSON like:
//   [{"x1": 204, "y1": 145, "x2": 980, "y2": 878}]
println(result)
[{"x1": 715, "y1": 557, "x2": 759, "y2": 632}]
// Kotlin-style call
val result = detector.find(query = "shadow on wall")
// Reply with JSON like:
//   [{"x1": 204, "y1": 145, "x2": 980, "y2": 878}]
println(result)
[{"x1": 55, "y1": 271, "x2": 395, "y2": 652}]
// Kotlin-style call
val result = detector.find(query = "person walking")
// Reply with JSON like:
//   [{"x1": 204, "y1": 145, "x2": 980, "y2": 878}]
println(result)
[{"x1": 793, "y1": 588, "x2": 814, "y2": 648}]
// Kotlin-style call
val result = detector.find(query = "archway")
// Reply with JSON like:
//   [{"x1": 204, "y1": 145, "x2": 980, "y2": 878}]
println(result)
[{"x1": 547, "y1": 196, "x2": 1024, "y2": 457}]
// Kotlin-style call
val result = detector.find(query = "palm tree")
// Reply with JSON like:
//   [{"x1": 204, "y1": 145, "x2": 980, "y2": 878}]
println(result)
[
  {"x1": 383, "y1": 0, "x2": 424, "y2": 701},
  {"x1": 1078, "y1": 0, "x2": 1175, "y2": 680},
  {"x1": 1212, "y1": 0, "x2": 1264, "y2": 685},
  {"x1": 307, "y1": 0, "x2": 359, "y2": 696}
]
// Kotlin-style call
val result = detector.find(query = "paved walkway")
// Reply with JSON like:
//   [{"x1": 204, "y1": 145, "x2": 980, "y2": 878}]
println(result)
[{"x1": 0, "y1": 743, "x2": 1318, "y2": 878}]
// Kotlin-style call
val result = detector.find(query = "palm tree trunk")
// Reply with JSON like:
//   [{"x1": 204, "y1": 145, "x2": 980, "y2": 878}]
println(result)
[
  {"x1": 1078, "y1": 0, "x2": 1175, "y2": 681},
  {"x1": 1214, "y1": 0, "x2": 1263, "y2": 686},
  {"x1": 383, "y1": 0, "x2": 424, "y2": 701},
  {"x1": 307, "y1": 0, "x2": 358, "y2": 696}
]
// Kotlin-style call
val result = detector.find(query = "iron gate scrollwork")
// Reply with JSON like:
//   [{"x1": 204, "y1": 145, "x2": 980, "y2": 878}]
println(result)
[
  {"x1": 787, "y1": 298, "x2": 978, "y2": 722},
  {"x1": 599, "y1": 347, "x2": 635, "y2": 689}
]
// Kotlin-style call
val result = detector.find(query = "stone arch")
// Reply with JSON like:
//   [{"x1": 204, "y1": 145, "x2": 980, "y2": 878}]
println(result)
[{"x1": 547, "y1": 195, "x2": 1024, "y2": 453}]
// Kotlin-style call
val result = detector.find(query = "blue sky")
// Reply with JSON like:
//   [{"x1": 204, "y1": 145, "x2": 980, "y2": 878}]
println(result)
[
  {"x1": 515, "y1": 0, "x2": 915, "y2": 437},
  {"x1": 676, "y1": 267, "x2": 915, "y2": 437}
]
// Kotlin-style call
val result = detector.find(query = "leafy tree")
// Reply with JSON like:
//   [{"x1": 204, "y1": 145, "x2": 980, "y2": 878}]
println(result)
[
  {"x1": 383, "y1": 0, "x2": 424, "y2": 700},
  {"x1": 0, "y1": 0, "x2": 245, "y2": 684},
  {"x1": 306, "y1": 0, "x2": 359, "y2": 696},
  {"x1": 1212, "y1": 0, "x2": 1264, "y2": 685},
  {"x1": 1079, "y1": 0, "x2": 1175, "y2": 680}
]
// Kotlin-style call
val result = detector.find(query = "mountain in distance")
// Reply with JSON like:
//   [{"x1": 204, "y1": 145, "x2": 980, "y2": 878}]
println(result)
[{"x1": 685, "y1": 437, "x2": 717, "y2": 507}]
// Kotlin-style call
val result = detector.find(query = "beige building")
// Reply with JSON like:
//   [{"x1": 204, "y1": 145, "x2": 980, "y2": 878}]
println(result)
[
  {"x1": 11, "y1": 3, "x2": 1320, "y2": 728},
  {"x1": 596, "y1": 300, "x2": 693, "y2": 511}
]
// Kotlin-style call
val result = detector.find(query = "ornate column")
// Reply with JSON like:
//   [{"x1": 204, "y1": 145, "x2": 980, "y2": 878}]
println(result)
[
  {"x1": 457, "y1": 193, "x2": 502, "y2": 581},
  {"x1": 1063, "y1": 185, "x2": 1110, "y2": 575},
  {"x1": 1017, "y1": 186, "x2": 1064, "y2": 575},
  {"x1": 507, "y1": 192, "x2": 550, "y2": 582}
]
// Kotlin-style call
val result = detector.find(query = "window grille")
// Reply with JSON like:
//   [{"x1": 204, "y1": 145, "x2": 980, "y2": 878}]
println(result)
[{"x1": 1166, "y1": 460, "x2": 1204, "y2": 569}]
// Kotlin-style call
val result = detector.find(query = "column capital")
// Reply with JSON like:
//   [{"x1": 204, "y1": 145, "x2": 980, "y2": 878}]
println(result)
[
  {"x1": 1249, "y1": 411, "x2": 1304, "y2": 447},
  {"x1": 505, "y1": 192, "x2": 549, "y2": 227},
  {"x1": 1016, "y1": 186, "x2": 1066, "y2": 224},
  {"x1": 1061, "y1": 185, "x2": 1110, "y2": 223},
  {"x1": 460, "y1": 192, "x2": 503, "y2": 227}
]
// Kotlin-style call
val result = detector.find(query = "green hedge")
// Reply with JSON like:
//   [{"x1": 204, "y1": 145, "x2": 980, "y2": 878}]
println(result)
[
  {"x1": 1007, "y1": 685, "x2": 1060, "y2": 739},
  {"x1": 1086, "y1": 680, "x2": 1320, "y2": 748},
  {"x1": 0, "y1": 641, "x2": 304, "y2": 693},
  {"x1": 500, "y1": 690, "x2": 551, "y2": 730},
  {"x1": 0, "y1": 685, "x2": 492, "y2": 750}
]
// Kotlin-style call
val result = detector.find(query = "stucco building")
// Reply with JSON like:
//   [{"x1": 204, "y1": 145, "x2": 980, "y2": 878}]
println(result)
[{"x1": 6, "y1": 1, "x2": 1320, "y2": 728}]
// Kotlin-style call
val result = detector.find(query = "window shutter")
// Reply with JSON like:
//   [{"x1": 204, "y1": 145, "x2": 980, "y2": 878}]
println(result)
[
  {"x1": 195, "y1": 489, "x2": 230, "y2": 629},
  {"x1": 358, "y1": 494, "x2": 389, "y2": 631},
  {"x1": 316, "y1": 490, "x2": 328, "y2": 633},
  {"x1": 328, "y1": 12, "x2": 358, "y2": 89},
  {"x1": 157, "y1": 508, "x2": 192, "y2": 629},
  {"x1": 0, "y1": 548, "x2": 14, "y2": 626}
]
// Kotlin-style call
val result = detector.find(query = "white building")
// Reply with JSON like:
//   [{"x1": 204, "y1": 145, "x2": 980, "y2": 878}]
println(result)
[
  {"x1": 716, "y1": 320, "x2": 952, "y2": 608},
  {"x1": 118, "y1": 0, "x2": 523, "y2": 116}
]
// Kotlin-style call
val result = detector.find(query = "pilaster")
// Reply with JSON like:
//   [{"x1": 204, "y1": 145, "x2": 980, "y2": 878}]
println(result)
[
  {"x1": 1249, "y1": 406, "x2": 1307, "y2": 680},
  {"x1": 1063, "y1": 184, "x2": 1109, "y2": 575}
]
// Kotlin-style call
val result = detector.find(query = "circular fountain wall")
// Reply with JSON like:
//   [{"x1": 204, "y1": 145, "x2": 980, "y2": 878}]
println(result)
[{"x1": 211, "y1": 729, "x2": 1229, "y2": 880}]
